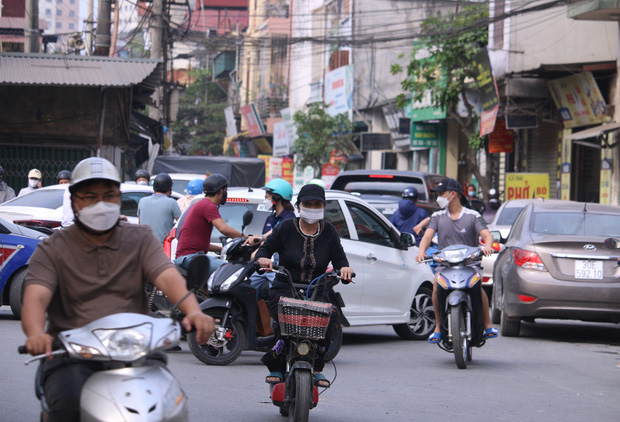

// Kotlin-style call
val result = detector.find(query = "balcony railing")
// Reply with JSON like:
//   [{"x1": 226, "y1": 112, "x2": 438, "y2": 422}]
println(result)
[{"x1": 257, "y1": 96, "x2": 288, "y2": 119}]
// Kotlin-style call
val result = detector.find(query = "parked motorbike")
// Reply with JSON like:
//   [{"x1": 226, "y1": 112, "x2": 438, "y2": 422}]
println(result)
[
  {"x1": 186, "y1": 235, "x2": 346, "y2": 366},
  {"x1": 269, "y1": 265, "x2": 353, "y2": 422},
  {"x1": 19, "y1": 255, "x2": 211, "y2": 422},
  {"x1": 428, "y1": 244, "x2": 487, "y2": 369}
]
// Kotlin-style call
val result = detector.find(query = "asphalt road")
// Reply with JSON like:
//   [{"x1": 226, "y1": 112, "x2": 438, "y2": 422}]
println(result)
[{"x1": 1, "y1": 305, "x2": 619, "y2": 421}]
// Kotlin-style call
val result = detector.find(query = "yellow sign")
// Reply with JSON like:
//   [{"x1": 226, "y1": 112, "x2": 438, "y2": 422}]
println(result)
[
  {"x1": 600, "y1": 148, "x2": 612, "y2": 204},
  {"x1": 548, "y1": 72, "x2": 609, "y2": 128},
  {"x1": 506, "y1": 173, "x2": 550, "y2": 200}
]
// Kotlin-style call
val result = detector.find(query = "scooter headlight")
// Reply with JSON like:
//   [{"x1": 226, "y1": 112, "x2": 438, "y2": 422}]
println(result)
[
  {"x1": 93, "y1": 323, "x2": 153, "y2": 360},
  {"x1": 219, "y1": 268, "x2": 244, "y2": 292},
  {"x1": 163, "y1": 380, "x2": 186, "y2": 417},
  {"x1": 443, "y1": 248, "x2": 468, "y2": 263},
  {"x1": 297, "y1": 342, "x2": 311, "y2": 356}
]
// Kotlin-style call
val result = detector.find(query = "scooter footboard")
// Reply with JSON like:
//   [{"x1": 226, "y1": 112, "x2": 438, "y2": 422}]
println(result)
[{"x1": 80, "y1": 366, "x2": 188, "y2": 422}]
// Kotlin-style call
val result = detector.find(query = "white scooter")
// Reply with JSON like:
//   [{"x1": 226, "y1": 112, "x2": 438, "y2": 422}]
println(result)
[{"x1": 19, "y1": 256, "x2": 211, "y2": 422}]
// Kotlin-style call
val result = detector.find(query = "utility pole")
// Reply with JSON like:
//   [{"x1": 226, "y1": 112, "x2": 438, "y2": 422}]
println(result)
[
  {"x1": 95, "y1": 0, "x2": 112, "y2": 56},
  {"x1": 24, "y1": 0, "x2": 39, "y2": 53},
  {"x1": 149, "y1": 0, "x2": 168, "y2": 124},
  {"x1": 85, "y1": 0, "x2": 94, "y2": 54},
  {"x1": 110, "y1": 0, "x2": 120, "y2": 57}
]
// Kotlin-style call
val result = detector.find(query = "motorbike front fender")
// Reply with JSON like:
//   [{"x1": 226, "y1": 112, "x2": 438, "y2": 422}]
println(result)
[
  {"x1": 80, "y1": 365, "x2": 188, "y2": 422},
  {"x1": 198, "y1": 296, "x2": 232, "y2": 312},
  {"x1": 445, "y1": 290, "x2": 473, "y2": 314},
  {"x1": 289, "y1": 360, "x2": 313, "y2": 373}
]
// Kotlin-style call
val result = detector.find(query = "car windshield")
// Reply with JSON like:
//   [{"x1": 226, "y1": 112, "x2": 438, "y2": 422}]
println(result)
[
  {"x1": 531, "y1": 212, "x2": 620, "y2": 237},
  {"x1": 172, "y1": 180, "x2": 191, "y2": 196},
  {"x1": 342, "y1": 181, "x2": 428, "y2": 201},
  {"x1": 2, "y1": 189, "x2": 63, "y2": 209},
  {"x1": 495, "y1": 206, "x2": 525, "y2": 226},
  {"x1": 214, "y1": 203, "x2": 271, "y2": 243}
]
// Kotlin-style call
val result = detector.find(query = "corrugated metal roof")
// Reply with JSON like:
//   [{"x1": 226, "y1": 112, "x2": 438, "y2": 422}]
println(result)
[{"x1": 0, "y1": 53, "x2": 163, "y2": 88}]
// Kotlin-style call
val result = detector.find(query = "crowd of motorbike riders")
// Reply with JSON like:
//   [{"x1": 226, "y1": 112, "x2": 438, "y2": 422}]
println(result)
[{"x1": 4, "y1": 156, "x2": 501, "y2": 420}]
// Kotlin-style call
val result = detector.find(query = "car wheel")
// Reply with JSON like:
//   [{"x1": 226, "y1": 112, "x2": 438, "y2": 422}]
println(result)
[
  {"x1": 393, "y1": 286, "x2": 435, "y2": 340},
  {"x1": 9, "y1": 268, "x2": 28, "y2": 319},
  {"x1": 500, "y1": 304, "x2": 521, "y2": 337},
  {"x1": 490, "y1": 287, "x2": 501, "y2": 325}
]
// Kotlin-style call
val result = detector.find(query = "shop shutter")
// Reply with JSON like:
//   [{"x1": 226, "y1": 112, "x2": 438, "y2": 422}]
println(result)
[{"x1": 528, "y1": 121, "x2": 560, "y2": 199}]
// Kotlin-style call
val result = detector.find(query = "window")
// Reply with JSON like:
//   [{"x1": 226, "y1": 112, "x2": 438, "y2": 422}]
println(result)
[
  {"x1": 69, "y1": 23, "x2": 75, "y2": 29},
  {"x1": 57, "y1": 10, "x2": 61, "y2": 16},
  {"x1": 56, "y1": 22, "x2": 62, "y2": 29},
  {"x1": 121, "y1": 192, "x2": 151, "y2": 218},
  {"x1": 69, "y1": 10, "x2": 74, "y2": 17},
  {"x1": 2, "y1": 189, "x2": 64, "y2": 209},
  {"x1": 46, "y1": 8, "x2": 52, "y2": 15},
  {"x1": 346, "y1": 201, "x2": 396, "y2": 248},
  {"x1": 531, "y1": 212, "x2": 620, "y2": 237},
  {"x1": 324, "y1": 200, "x2": 350, "y2": 239},
  {"x1": 70, "y1": 0, "x2": 75, "y2": 3}
]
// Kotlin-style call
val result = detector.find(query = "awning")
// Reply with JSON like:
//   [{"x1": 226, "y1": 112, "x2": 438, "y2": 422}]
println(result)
[{"x1": 566, "y1": 121, "x2": 620, "y2": 140}]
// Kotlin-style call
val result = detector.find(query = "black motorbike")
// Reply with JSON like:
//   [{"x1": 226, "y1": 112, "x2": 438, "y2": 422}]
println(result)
[
  {"x1": 269, "y1": 266, "x2": 353, "y2": 421},
  {"x1": 187, "y1": 231, "x2": 347, "y2": 366}
]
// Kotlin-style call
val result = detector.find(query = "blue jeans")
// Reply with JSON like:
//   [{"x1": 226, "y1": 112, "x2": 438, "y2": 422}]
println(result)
[
  {"x1": 249, "y1": 270, "x2": 276, "y2": 301},
  {"x1": 174, "y1": 252, "x2": 226, "y2": 279}
]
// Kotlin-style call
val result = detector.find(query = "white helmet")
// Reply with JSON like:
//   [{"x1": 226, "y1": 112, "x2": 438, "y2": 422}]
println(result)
[
  {"x1": 70, "y1": 157, "x2": 121, "y2": 194},
  {"x1": 309, "y1": 178, "x2": 327, "y2": 190}
]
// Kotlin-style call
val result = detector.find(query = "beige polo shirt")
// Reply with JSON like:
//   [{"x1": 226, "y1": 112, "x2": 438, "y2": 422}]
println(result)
[{"x1": 24, "y1": 222, "x2": 175, "y2": 336}]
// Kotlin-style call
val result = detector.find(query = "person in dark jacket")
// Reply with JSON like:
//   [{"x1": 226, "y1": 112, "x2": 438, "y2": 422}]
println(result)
[
  {"x1": 389, "y1": 186, "x2": 429, "y2": 246},
  {"x1": 256, "y1": 183, "x2": 354, "y2": 389}
]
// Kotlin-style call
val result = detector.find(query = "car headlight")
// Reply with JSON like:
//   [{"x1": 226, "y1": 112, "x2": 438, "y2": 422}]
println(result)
[
  {"x1": 443, "y1": 248, "x2": 468, "y2": 263},
  {"x1": 93, "y1": 323, "x2": 152, "y2": 360},
  {"x1": 219, "y1": 268, "x2": 244, "y2": 292}
]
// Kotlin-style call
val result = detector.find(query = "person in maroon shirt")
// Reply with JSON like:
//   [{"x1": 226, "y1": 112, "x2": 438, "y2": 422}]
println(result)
[{"x1": 174, "y1": 174, "x2": 243, "y2": 276}]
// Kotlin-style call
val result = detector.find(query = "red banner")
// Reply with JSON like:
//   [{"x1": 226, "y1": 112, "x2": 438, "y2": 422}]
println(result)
[{"x1": 489, "y1": 118, "x2": 514, "y2": 153}]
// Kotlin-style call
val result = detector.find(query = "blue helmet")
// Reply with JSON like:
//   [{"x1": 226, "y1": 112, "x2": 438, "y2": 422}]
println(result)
[
  {"x1": 402, "y1": 186, "x2": 419, "y2": 199},
  {"x1": 264, "y1": 178, "x2": 293, "y2": 201},
  {"x1": 187, "y1": 178, "x2": 204, "y2": 195}
]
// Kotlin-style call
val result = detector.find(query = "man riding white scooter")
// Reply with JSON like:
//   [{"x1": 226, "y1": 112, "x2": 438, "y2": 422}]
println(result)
[{"x1": 21, "y1": 157, "x2": 214, "y2": 422}]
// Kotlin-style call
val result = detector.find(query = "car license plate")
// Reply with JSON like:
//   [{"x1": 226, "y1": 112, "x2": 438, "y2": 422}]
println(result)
[{"x1": 574, "y1": 260, "x2": 603, "y2": 279}]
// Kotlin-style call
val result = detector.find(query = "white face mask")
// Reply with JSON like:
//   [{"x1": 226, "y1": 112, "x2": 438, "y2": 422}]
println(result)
[
  {"x1": 262, "y1": 198, "x2": 274, "y2": 211},
  {"x1": 77, "y1": 201, "x2": 121, "y2": 232},
  {"x1": 28, "y1": 179, "x2": 39, "y2": 189},
  {"x1": 436, "y1": 194, "x2": 451, "y2": 209},
  {"x1": 137, "y1": 180, "x2": 149, "y2": 186},
  {"x1": 299, "y1": 206, "x2": 324, "y2": 224}
]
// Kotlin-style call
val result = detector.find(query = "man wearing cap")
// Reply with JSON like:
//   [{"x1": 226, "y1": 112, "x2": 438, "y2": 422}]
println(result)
[
  {"x1": 415, "y1": 177, "x2": 498, "y2": 343},
  {"x1": 18, "y1": 168, "x2": 43, "y2": 197},
  {"x1": 0, "y1": 165, "x2": 16, "y2": 203},
  {"x1": 21, "y1": 157, "x2": 214, "y2": 421}
]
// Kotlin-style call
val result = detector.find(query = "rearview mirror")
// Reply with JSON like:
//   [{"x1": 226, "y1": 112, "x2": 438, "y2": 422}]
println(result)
[
  {"x1": 603, "y1": 238, "x2": 620, "y2": 249},
  {"x1": 490, "y1": 230, "x2": 505, "y2": 244},
  {"x1": 241, "y1": 210, "x2": 254, "y2": 234},
  {"x1": 399, "y1": 232, "x2": 415, "y2": 250}
]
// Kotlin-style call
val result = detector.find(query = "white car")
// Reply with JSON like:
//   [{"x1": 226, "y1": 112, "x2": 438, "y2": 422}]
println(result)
[
  {"x1": 166, "y1": 188, "x2": 436, "y2": 340},
  {"x1": 0, "y1": 183, "x2": 182, "y2": 230},
  {"x1": 481, "y1": 198, "x2": 567, "y2": 296}
]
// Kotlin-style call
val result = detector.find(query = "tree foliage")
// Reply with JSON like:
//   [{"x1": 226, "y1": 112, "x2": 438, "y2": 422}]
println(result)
[
  {"x1": 171, "y1": 70, "x2": 230, "y2": 156},
  {"x1": 391, "y1": 4, "x2": 494, "y2": 195},
  {"x1": 293, "y1": 103, "x2": 356, "y2": 177}
]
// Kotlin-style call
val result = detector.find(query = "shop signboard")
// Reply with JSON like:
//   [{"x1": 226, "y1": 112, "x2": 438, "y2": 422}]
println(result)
[
  {"x1": 506, "y1": 173, "x2": 550, "y2": 200},
  {"x1": 480, "y1": 105, "x2": 499, "y2": 137},
  {"x1": 240, "y1": 104, "x2": 265, "y2": 137},
  {"x1": 472, "y1": 49, "x2": 499, "y2": 112},
  {"x1": 411, "y1": 123, "x2": 439, "y2": 148},
  {"x1": 272, "y1": 121, "x2": 290, "y2": 156},
  {"x1": 410, "y1": 90, "x2": 446, "y2": 122},
  {"x1": 280, "y1": 107, "x2": 298, "y2": 144},
  {"x1": 361, "y1": 133, "x2": 392, "y2": 151},
  {"x1": 488, "y1": 118, "x2": 514, "y2": 153},
  {"x1": 282, "y1": 156, "x2": 294, "y2": 185},
  {"x1": 548, "y1": 72, "x2": 609, "y2": 128},
  {"x1": 224, "y1": 106, "x2": 237, "y2": 137},
  {"x1": 325, "y1": 65, "x2": 353, "y2": 117},
  {"x1": 321, "y1": 163, "x2": 339, "y2": 189}
]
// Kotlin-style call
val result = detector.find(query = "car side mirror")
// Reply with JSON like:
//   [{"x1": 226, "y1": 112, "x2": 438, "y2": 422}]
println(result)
[
  {"x1": 603, "y1": 238, "x2": 620, "y2": 249},
  {"x1": 490, "y1": 230, "x2": 505, "y2": 244},
  {"x1": 399, "y1": 232, "x2": 415, "y2": 250}
]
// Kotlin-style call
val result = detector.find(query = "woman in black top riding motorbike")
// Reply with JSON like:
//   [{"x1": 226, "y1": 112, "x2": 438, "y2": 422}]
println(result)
[{"x1": 255, "y1": 183, "x2": 354, "y2": 388}]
